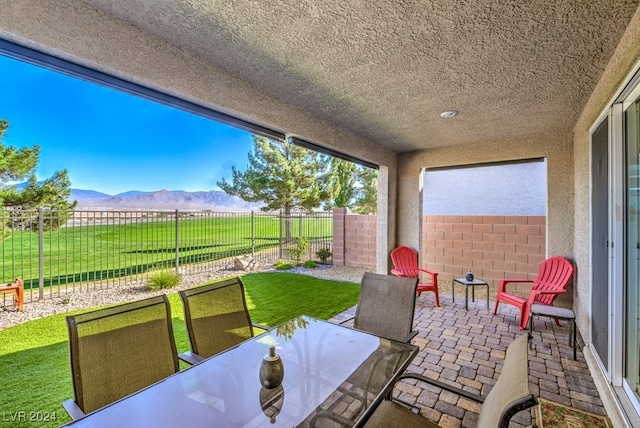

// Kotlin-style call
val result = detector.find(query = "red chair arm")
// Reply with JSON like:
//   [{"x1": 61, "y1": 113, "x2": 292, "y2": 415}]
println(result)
[
  {"x1": 497, "y1": 278, "x2": 533, "y2": 293},
  {"x1": 527, "y1": 289, "x2": 566, "y2": 303},
  {"x1": 418, "y1": 268, "x2": 438, "y2": 282},
  {"x1": 534, "y1": 290, "x2": 566, "y2": 295},
  {"x1": 390, "y1": 268, "x2": 407, "y2": 277}
]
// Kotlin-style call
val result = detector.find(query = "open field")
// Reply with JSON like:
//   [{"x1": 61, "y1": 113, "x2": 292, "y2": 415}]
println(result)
[{"x1": 1, "y1": 211, "x2": 332, "y2": 291}]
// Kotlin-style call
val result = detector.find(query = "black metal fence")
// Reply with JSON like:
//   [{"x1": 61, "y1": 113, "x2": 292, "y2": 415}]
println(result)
[{"x1": 0, "y1": 209, "x2": 333, "y2": 307}]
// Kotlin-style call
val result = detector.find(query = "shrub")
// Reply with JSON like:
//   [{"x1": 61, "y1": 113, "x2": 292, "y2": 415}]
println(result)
[
  {"x1": 288, "y1": 237, "x2": 309, "y2": 266},
  {"x1": 303, "y1": 260, "x2": 318, "y2": 268},
  {"x1": 316, "y1": 247, "x2": 332, "y2": 263},
  {"x1": 275, "y1": 260, "x2": 294, "y2": 270},
  {"x1": 147, "y1": 269, "x2": 181, "y2": 290}
]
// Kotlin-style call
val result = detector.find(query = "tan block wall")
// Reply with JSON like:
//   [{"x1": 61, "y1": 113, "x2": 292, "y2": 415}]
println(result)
[
  {"x1": 332, "y1": 208, "x2": 377, "y2": 270},
  {"x1": 344, "y1": 214, "x2": 377, "y2": 269},
  {"x1": 421, "y1": 215, "x2": 546, "y2": 296}
]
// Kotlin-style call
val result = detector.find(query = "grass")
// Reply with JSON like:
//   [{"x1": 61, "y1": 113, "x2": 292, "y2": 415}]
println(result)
[
  {"x1": 0, "y1": 272, "x2": 359, "y2": 427},
  {"x1": 1, "y1": 214, "x2": 332, "y2": 286}
]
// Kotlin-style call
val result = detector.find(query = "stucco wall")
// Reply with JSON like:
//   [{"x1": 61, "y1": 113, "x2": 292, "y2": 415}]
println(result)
[
  {"x1": 569, "y1": 8, "x2": 640, "y2": 427},
  {"x1": 572, "y1": 7, "x2": 640, "y2": 346},
  {"x1": 398, "y1": 134, "x2": 574, "y2": 303},
  {"x1": 0, "y1": 0, "x2": 398, "y2": 273}
]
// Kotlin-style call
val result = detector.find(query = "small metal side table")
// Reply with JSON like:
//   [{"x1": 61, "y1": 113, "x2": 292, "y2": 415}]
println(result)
[
  {"x1": 529, "y1": 303, "x2": 577, "y2": 360},
  {"x1": 453, "y1": 277, "x2": 489, "y2": 310}
]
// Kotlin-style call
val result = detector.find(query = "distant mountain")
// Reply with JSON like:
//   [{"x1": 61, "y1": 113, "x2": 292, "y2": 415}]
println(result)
[
  {"x1": 70, "y1": 189, "x2": 112, "y2": 200},
  {"x1": 70, "y1": 189, "x2": 264, "y2": 211},
  {"x1": 113, "y1": 190, "x2": 149, "y2": 198}
]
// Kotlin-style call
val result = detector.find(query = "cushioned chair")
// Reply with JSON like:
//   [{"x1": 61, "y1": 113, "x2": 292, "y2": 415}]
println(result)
[
  {"x1": 1, "y1": 277, "x2": 24, "y2": 312},
  {"x1": 365, "y1": 334, "x2": 537, "y2": 428},
  {"x1": 493, "y1": 256, "x2": 574, "y2": 329},
  {"x1": 63, "y1": 295, "x2": 179, "y2": 420},
  {"x1": 179, "y1": 277, "x2": 270, "y2": 364},
  {"x1": 344, "y1": 272, "x2": 419, "y2": 343},
  {"x1": 390, "y1": 246, "x2": 440, "y2": 307}
]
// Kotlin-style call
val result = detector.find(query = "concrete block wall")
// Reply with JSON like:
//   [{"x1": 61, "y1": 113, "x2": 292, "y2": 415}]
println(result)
[
  {"x1": 421, "y1": 215, "x2": 546, "y2": 295},
  {"x1": 333, "y1": 211, "x2": 546, "y2": 292},
  {"x1": 332, "y1": 208, "x2": 377, "y2": 270}
]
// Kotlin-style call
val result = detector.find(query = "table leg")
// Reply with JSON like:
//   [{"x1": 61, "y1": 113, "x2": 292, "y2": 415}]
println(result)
[
  {"x1": 465, "y1": 285, "x2": 469, "y2": 310},
  {"x1": 472, "y1": 285, "x2": 475, "y2": 302},
  {"x1": 572, "y1": 319, "x2": 577, "y2": 360},
  {"x1": 452, "y1": 281, "x2": 456, "y2": 303},
  {"x1": 485, "y1": 284, "x2": 489, "y2": 309},
  {"x1": 529, "y1": 314, "x2": 534, "y2": 350}
]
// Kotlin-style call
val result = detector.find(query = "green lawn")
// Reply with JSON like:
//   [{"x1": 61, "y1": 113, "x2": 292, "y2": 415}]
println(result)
[
  {"x1": 1, "y1": 214, "x2": 332, "y2": 286},
  {"x1": 0, "y1": 272, "x2": 358, "y2": 427}
]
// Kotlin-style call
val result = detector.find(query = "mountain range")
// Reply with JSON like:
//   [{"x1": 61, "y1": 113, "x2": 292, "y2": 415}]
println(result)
[{"x1": 70, "y1": 188, "x2": 264, "y2": 211}]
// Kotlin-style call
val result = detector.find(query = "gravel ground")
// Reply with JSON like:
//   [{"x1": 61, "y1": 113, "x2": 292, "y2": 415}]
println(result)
[{"x1": 0, "y1": 264, "x2": 367, "y2": 331}]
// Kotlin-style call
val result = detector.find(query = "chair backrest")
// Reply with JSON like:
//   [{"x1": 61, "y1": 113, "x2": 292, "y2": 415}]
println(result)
[
  {"x1": 532, "y1": 256, "x2": 574, "y2": 305},
  {"x1": 477, "y1": 334, "x2": 537, "y2": 428},
  {"x1": 354, "y1": 272, "x2": 418, "y2": 343},
  {"x1": 179, "y1": 277, "x2": 255, "y2": 359},
  {"x1": 66, "y1": 295, "x2": 179, "y2": 414},
  {"x1": 390, "y1": 246, "x2": 420, "y2": 278}
]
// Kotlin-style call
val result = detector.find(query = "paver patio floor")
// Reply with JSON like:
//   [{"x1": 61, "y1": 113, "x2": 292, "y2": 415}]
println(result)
[{"x1": 331, "y1": 289, "x2": 605, "y2": 427}]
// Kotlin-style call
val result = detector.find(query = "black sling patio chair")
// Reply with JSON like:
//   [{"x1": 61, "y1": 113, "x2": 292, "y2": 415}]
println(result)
[
  {"x1": 178, "y1": 277, "x2": 270, "y2": 364},
  {"x1": 63, "y1": 295, "x2": 179, "y2": 420},
  {"x1": 342, "y1": 272, "x2": 419, "y2": 343},
  {"x1": 364, "y1": 334, "x2": 537, "y2": 428}
]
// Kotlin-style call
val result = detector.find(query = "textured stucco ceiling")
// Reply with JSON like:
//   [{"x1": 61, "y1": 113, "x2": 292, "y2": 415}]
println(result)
[{"x1": 84, "y1": 0, "x2": 639, "y2": 153}]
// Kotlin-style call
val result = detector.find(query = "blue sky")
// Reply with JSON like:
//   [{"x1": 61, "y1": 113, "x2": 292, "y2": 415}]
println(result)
[{"x1": 0, "y1": 54, "x2": 254, "y2": 195}]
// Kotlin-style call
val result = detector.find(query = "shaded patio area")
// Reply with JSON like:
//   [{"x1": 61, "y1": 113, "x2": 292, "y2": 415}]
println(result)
[{"x1": 331, "y1": 289, "x2": 605, "y2": 427}]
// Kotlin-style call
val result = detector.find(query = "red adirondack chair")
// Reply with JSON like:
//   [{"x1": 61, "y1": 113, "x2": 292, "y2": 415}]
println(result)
[
  {"x1": 493, "y1": 256, "x2": 574, "y2": 329},
  {"x1": 1, "y1": 277, "x2": 24, "y2": 312},
  {"x1": 390, "y1": 246, "x2": 440, "y2": 306}
]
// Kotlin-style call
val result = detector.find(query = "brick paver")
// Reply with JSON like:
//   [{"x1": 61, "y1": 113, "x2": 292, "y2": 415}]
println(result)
[{"x1": 331, "y1": 285, "x2": 605, "y2": 427}]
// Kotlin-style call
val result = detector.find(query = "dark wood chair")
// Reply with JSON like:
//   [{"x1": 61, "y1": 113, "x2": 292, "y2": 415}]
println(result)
[
  {"x1": 390, "y1": 246, "x2": 440, "y2": 307},
  {"x1": 63, "y1": 295, "x2": 179, "y2": 420},
  {"x1": 178, "y1": 276, "x2": 270, "y2": 364},
  {"x1": 365, "y1": 334, "x2": 537, "y2": 428},
  {"x1": 493, "y1": 256, "x2": 574, "y2": 329},
  {"x1": 1, "y1": 277, "x2": 24, "y2": 312}
]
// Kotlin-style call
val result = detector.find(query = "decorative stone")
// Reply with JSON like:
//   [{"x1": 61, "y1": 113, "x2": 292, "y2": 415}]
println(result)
[{"x1": 234, "y1": 255, "x2": 257, "y2": 270}]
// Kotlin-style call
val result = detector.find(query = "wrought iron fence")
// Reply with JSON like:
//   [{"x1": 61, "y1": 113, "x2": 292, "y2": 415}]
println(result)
[{"x1": 0, "y1": 209, "x2": 333, "y2": 307}]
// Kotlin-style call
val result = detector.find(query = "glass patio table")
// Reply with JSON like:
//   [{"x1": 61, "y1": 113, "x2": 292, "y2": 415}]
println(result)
[{"x1": 61, "y1": 315, "x2": 418, "y2": 428}]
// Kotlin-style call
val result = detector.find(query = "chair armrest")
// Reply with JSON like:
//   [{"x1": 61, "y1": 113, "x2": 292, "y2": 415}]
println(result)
[
  {"x1": 527, "y1": 289, "x2": 566, "y2": 303},
  {"x1": 497, "y1": 278, "x2": 534, "y2": 293},
  {"x1": 399, "y1": 330, "x2": 418, "y2": 344},
  {"x1": 418, "y1": 268, "x2": 437, "y2": 277},
  {"x1": 252, "y1": 322, "x2": 272, "y2": 333},
  {"x1": 178, "y1": 351, "x2": 205, "y2": 365},
  {"x1": 533, "y1": 290, "x2": 566, "y2": 295},
  {"x1": 394, "y1": 372, "x2": 484, "y2": 404},
  {"x1": 338, "y1": 316, "x2": 355, "y2": 325},
  {"x1": 62, "y1": 399, "x2": 85, "y2": 420}
]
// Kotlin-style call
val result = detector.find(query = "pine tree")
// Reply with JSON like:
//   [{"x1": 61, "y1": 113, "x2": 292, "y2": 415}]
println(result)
[
  {"x1": 217, "y1": 136, "x2": 330, "y2": 240},
  {"x1": 1, "y1": 119, "x2": 77, "y2": 237}
]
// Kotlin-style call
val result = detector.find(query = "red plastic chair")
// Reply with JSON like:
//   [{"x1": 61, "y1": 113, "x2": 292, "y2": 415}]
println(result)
[
  {"x1": 390, "y1": 246, "x2": 440, "y2": 306},
  {"x1": 1, "y1": 277, "x2": 24, "y2": 312},
  {"x1": 493, "y1": 256, "x2": 574, "y2": 329}
]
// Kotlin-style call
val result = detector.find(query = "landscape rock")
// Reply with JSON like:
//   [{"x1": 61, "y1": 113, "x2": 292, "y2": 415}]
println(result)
[{"x1": 234, "y1": 255, "x2": 259, "y2": 271}]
